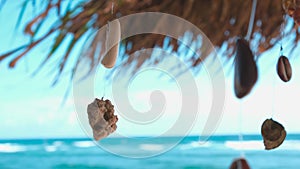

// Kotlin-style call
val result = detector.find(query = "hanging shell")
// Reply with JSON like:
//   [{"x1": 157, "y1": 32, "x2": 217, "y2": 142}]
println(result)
[
  {"x1": 229, "y1": 158, "x2": 251, "y2": 169},
  {"x1": 277, "y1": 55, "x2": 292, "y2": 82},
  {"x1": 87, "y1": 98, "x2": 118, "y2": 140},
  {"x1": 101, "y1": 19, "x2": 121, "y2": 68},
  {"x1": 234, "y1": 38, "x2": 258, "y2": 99},
  {"x1": 261, "y1": 118, "x2": 286, "y2": 150}
]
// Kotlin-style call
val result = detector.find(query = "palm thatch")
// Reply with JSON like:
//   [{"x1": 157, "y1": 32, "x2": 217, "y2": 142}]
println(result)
[{"x1": 0, "y1": 0, "x2": 299, "y2": 83}]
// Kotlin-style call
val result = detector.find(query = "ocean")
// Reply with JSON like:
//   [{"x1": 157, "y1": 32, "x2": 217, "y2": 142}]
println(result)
[{"x1": 1, "y1": 134, "x2": 300, "y2": 169}]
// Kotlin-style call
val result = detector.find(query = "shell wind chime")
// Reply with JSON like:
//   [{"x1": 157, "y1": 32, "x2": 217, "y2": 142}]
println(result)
[
  {"x1": 233, "y1": 0, "x2": 290, "y2": 152},
  {"x1": 231, "y1": 0, "x2": 257, "y2": 168},
  {"x1": 260, "y1": 1, "x2": 294, "y2": 150},
  {"x1": 234, "y1": 0, "x2": 258, "y2": 99},
  {"x1": 260, "y1": 59, "x2": 289, "y2": 150},
  {"x1": 87, "y1": 2, "x2": 121, "y2": 141}
]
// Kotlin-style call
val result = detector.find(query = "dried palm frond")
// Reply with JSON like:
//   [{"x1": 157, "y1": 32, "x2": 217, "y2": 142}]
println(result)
[{"x1": 0, "y1": 0, "x2": 299, "y2": 83}]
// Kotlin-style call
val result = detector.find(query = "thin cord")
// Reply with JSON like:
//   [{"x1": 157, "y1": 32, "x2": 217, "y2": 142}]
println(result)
[
  {"x1": 102, "y1": 69, "x2": 108, "y2": 98},
  {"x1": 238, "y1": 99, "x2": 245, "y2": 157},
  {"x1": 100, "y1": 0, "x2": 115, "y2": 98},
  {"x1": 101, "y1": 21, "x2": 111, "y2": 98},
  {"x1": 272, "y1": 15, "x2": 286, "y2": 118},
  {"x1": 280, "y1": 15, "x2": 285, "y2": 56},
  {"x1": 245, "y1": 0, "x2": 258, "y2": 41},
  {"x1": 271, "y1": 72, "x2": 276, "y2": 118}
]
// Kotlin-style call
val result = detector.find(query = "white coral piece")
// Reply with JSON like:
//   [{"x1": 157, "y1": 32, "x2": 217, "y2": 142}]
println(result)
[{"x1": 87, "y1": 98, "x2": 118, "y2": 140}]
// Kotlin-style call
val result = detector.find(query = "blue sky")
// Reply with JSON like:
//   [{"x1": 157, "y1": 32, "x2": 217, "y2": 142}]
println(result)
[
  {"x1": 0, "y1": 1, "x2": 84, "y2": 138},
  {"x1": 1, "y1": 1, "x2": 300, "y2": 139}
]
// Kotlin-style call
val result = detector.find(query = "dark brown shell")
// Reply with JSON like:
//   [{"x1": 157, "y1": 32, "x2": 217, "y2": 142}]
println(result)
[
  {"x1": 234, "y1": 38, "x2": 258, "y2": 99},
  {"x1": 261, "y1": 118, "x2": 286, "y2": 150},
  {"x1": 229, "y1": 158, "x2": 251, "y2": 169},
  {"x1": 277, "y1": 55, "x2": 292, "y2": 82}
]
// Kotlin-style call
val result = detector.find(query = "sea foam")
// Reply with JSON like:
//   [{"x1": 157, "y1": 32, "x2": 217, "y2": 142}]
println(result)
[
  {"x1": 0, "y1": 143, "x2": 26, "y2": 153},
  {"x1": 73, "y1": 141, "x2": 96, "y2": 148}
]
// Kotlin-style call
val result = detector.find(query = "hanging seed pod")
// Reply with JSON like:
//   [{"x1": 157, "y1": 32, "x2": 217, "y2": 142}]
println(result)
[
  {"x1": 234, "y1": 38, "x2": 258, "y2": 99},
  {"x1": 229, "y1": 158, "x2": 251, "y2": 169},
  {"x1": 261, "y1": 118, "x2": 286, "y2": 150},
  {"x1": 101, "y1": 19, "x2": 121, "y2": 68},
  {"x1": 277, "y1": 56, "x2": 292, "y2": 82},
  {"x1": 87, "y1": 98, "x2": 118, "y2": 140}
]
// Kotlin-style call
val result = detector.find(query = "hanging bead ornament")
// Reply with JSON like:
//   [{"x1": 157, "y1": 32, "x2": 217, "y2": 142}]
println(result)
[
  {"x1": 87, "y1": 98, "x2": 118, "y2": 140},
  {"x1": 234, "y1": 0, "x2": 258, "y2": 99},
  {"x1": 229, "y1": 158, "x2": 251, "y2": 169}
]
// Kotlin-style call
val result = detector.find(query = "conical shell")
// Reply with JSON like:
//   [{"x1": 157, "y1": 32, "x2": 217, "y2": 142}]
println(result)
[
  {"x1": 234, "y1": 38, "x2": 258, "y2": 99},
  {"x1": 261, "y1": 118, "x2": 286, "y2": 150},
  {"x1": 277, "y1": 55, "x2": 292, "y2": 82},
  {"x1": 229, "y1": 158, "x2": 251, "y2": 169},
  {"x1": 101, "y1": 19, "x2": 121, "y2": 68},
  {"x1": 87, "y1": 98, "x2": 118, "y2": 140}
]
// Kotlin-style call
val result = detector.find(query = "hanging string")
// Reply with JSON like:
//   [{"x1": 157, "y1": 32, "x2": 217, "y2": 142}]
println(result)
[
  {"x1": 101, "y1": 0, "x2": 117, "y2": 98},
  {"x1": 238, "y1": 99, "x2": 245, "y2": 158},
  {"x1": 101, "y1": 20, "x2": 112, "y2": 98},
  {"x1": 270, "y1": 71, "x2": 276, "y2": 118},
  {"x1": 238, "y1": 0, "x2": 258, "y2": 150},
  {"x1": 102, "y1": 78, "x2": 107, "y2": 98},
  {"x1": 271, "y1": 15, "x2": 286, "y2": 118},
  {"x1": 245, "y1": 0, "x2": 258, "y2": 41},
  {"x1": 279, "y1": 15, "x2": 285, "y2": 57}
]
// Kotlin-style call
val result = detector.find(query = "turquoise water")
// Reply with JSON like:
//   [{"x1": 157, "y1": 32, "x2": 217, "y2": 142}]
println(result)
[{"x1": 1, "y1": 135, "x2": 300, "y2": 169}]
